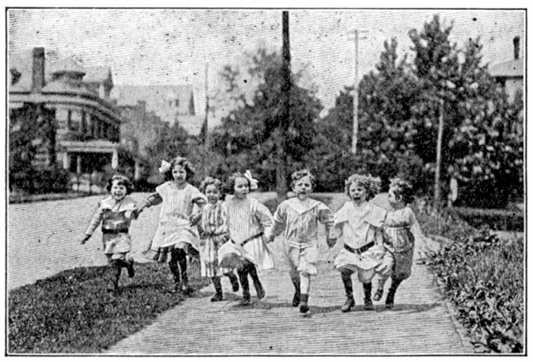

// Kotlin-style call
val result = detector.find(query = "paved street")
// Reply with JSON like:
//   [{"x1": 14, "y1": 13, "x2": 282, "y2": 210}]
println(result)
[{"x1": 7, "y1": 193, "x2": 473, "y2": 354}]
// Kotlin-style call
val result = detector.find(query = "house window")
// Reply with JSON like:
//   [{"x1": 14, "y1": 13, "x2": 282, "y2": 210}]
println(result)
[{"x1": 81, "y1": 110, "x2": 87, "y2": 135}]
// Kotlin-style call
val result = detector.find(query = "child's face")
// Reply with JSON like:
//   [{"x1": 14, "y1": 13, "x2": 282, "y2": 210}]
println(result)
[
  {"x1": 234, "y1": 177, "x2": 249, "y2": 199},
  {"x1": 172, "y1": 165, "x2": 187, "y2": 185},
  {"x1": 205, "y1": 184, "x2": 221, "y2": 204},
  {"x1": 348, "y1": 182, "x2": 368, "y2": 205},
  {"x1": 110, "y1": 181, "x2": 127, "y2": 201},
  {"x1": 293, "y1": 176, "x2": 312, "y2": 201},
  {"x1": 388, "y1": 187, "x2": 402, "y2": 207}
]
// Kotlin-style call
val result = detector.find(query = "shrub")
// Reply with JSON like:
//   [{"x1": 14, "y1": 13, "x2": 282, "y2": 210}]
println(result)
[
  {"x1": 451, "y1": 207, "x2": 524, "y2": 232},
  {"x1": 419, "y1": 204, "x2": 524, "y2": 353}
]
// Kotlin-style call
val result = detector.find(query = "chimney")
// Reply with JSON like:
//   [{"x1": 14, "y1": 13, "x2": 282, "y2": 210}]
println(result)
[
  {"x1": 513, "y1": 36, "x2": 520, "y2": 60},
  {"x1": 31, "y1": 47, "x2": 45, "y2": 93}
]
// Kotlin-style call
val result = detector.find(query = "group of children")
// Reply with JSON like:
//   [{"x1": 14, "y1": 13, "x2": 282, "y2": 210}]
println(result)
[{"x1": 81, "y1": 156, "x2": 422, "y2": 315}]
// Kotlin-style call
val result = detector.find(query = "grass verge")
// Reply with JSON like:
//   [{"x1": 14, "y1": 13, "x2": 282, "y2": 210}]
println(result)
[{"x1": 8, "y1": 261, "x2": 209, "y2": 354}]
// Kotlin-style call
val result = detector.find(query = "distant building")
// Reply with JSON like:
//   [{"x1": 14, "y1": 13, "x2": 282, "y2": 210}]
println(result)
[
  {"x1": 489, "y1": 36, "x2": 524, "y2": 102},
  {"x1": 113, "y1": 85, "x2": 204, "y2": 135},
  {"x1": 9, "y1": 48, "x2": 122, "y2": 183}
]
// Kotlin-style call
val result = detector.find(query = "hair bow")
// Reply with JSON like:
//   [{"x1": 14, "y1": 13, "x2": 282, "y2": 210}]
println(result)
[
  {"x1": 159, "y1": 160, "x2": 171, "y2": 174},
  {"x1": 244, "y1": 170, "x2": 259, "y2": 191}
]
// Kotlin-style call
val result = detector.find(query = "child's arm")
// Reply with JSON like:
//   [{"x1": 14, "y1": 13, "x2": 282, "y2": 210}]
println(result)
[
  {"x1": 81, "y1": 203, "x2": 104, "y2": 244},
  {"x1": 318, "y1": 206, "x2": 336, "y2": 247},
  {"x1": 255, "y1": 201, "x2": 274, "y2": 242},
  {"x1": 135, "y1": 192, "x2": 162, "y2": 217},
  {"x1": 269, "y1": 203, "x2": 287, "y2": 242}
]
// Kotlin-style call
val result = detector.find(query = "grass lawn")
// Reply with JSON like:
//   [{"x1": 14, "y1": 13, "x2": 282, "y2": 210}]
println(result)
[{"x1": 8, "y1": 260, "x2": 209, "y2": 354}]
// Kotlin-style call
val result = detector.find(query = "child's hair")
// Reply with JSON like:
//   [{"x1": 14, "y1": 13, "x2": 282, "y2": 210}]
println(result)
[
  {"x1": 290, "y1": 169, "x2": 316, "y2": 190},
  {"x1": 106, "y1": 175, "x2": 134, "y2": 195},
  {"x1": 389, "y1": 177, "x2": 415, "y2": 204},
  {"x1": 200, "y1": 176, "x2": 225, "y2": 200},
  {"x1": 344, "y1": 174, "x2": 381, "y2": 200},
  {"x1": 225, "y1": 172, "x2": 249, "y2": 195},
  {"x1": 162, "y1": 157, "x2": 195, "y2": 181}
]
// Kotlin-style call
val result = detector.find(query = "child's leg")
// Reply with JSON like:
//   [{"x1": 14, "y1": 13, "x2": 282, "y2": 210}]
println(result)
[
  {"x1": 224, "y1": 271, "x2": 240, "y2": 292},
  {"x1": 385, "y1": 277, "x2": 403, "y2": 308},
  {"x1": 374, "y1": 251, "x2": 394, "y2": 300},
  {"x1": 289, "y1": 269, "x2": 301, "y2": 307},
  {"x1": 248, "y1": 262, "x2": 265, "y2": 299},
  {"x1": 211, "y1": 276, "x2": 223, "y2": 302},
  {"x1": 168, "y1": 249, "x2": 184, "y2": 297},
  {"x1": 340, "y1": 268, "x2": 355, "y2": 312},
  {"x1": 237, "y1": 261, "x2": 251, "y2": 305},
  {"x1": 107, "y1": 258, "x2": 122, "y2": 294},
  {"x1": 299, "y1": 271, "x2": 311, "y2": 313},
  {"x1": 357, "y1": 268, "x2": 376, "y2": 310}
]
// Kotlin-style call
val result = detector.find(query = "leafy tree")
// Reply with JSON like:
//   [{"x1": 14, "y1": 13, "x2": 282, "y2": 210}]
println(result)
[{"x1": 209, "y1": 41, "x2": 322, "y2": 191}]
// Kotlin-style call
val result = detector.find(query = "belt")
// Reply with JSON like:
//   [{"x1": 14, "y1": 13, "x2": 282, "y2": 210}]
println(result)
[
  {"x1": 344, "y1": 241, "x2": 375, "y2": 255},
  {"x1": 231, "y1": 232, "x2": 264, "y2": 246},
  {"x1": 102, "y1": 228, "x2": 129, "y2": 235}
]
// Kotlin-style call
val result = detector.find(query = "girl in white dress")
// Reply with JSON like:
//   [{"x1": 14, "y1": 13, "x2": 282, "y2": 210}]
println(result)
[
  {"x1": 137, "y1": 157, "x2": 206, "y2": 299},
  {"x1": 218, "y1": 171, "x2": 274, "y2": 306},
  {"x1": 333, "y1": 174, "x2": 388, "y2": 312}
]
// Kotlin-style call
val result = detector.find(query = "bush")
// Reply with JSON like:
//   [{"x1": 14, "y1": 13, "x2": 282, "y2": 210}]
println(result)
[
  {"x1": 10, "y1": 165, "x2": 71, "y2": 194},
  {"x1": 419, "y1": 204, "x2": 524, "y2": 353},
  {"x1": 451, "y1": 207, "x2": 524, "y2": 232}
]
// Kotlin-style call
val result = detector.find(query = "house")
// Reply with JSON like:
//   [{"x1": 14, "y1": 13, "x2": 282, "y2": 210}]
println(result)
[
  {"x1": 489, "y1": 36, "x2": 524, "y2": 102},
  {"x1": 112, "y1": 85, "x2": 204, "y2": 135},
  {"x1": 9, "y1": 47, "x2": 123, "y2": 190}
]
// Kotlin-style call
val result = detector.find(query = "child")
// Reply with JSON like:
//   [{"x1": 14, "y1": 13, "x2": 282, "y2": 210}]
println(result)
[
  {"x1": 373, "y1": 178, "x2": 418, "y2": 309},
  {"x1": 137, "y1": 157, "x2": 207, "y2": 299},
  {"x1": 218, "y1": 171, "x2": 274, "y2": 306},
  {"x1": 81, "y1": 175, "x2": 138, "y2": 294},
  {"x1": 333, "y1": 173, "x2": 388, "y2": 312},
  {"x1": 270, "y1": 169, "x2": 336, "y2": 314},
  {"x1": 198, "y1": 176, "x2": 240, "y2": 302}
]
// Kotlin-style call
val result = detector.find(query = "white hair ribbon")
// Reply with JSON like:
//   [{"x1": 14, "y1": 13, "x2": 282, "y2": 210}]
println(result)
[
  {"x1": 158, "y1": 160, "x2": 171, "y2": 174},
  {"x1": 244, "y1": 170, "x2": 259, "y2": 191}
]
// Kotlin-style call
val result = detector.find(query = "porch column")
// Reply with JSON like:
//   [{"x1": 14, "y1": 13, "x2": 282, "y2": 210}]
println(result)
[
  {"x1": 62, "y1": 152, "x2": 70, "y2": 170},
  {"x1": 76, "y1": 155, "x2": 82, "y2": 174},
  {"x1": 112, "y1": 149, "x2": 118, "y2": 169}
]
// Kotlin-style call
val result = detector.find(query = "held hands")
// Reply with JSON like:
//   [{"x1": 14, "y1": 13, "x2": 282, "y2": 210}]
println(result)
[
  {"x1": 326, "y1": 237, "x2": 337, "y2": 248},
  {"x1": 80, "y1": 234, "x2": 91, "y2": 245}
]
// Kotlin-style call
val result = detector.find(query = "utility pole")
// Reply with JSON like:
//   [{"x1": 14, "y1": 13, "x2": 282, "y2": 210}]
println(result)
[
  {"x1": 277, "y1": 11, "x2": 291, "y2": 203},
  {"x1": 203, "y1": 63, "x2": 209, "y2": 176},
  {"x1": 347, "y1": 30, "x2": 366, "y2": 155},
  {"x1": 434, "y1": 98, "x2": 445, "y2": 207}
]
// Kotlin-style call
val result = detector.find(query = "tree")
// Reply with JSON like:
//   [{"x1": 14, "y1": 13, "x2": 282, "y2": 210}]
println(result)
[{"x1": 209, "y1": 41, "x2": 322, "y2": 191}]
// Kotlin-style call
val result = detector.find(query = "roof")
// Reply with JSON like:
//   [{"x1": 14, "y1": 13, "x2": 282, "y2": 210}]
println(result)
[
  {"x1": 489, "y1": 58, "x2": 524, "y2": 78},
  {"x1": 84, "y1": 67, "x2": 112, "y2": 84},
  {"x1": 112, "y1": 85, "x2": 195, "y2": 123},
  {"x1": 9, "y1": 52, "x2": 53, "y2": 92},
  {"x1": 49, "y1": 57, "x2": 85, "y2": 75},
  {"x1": 175, "y1": 115, "x2": 204, "y2": 136}
]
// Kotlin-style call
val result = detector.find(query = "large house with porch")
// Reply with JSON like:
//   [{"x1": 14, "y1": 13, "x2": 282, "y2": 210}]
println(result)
[{"x1": 9, "y1": 47, "x2": 123, "y2": 190}]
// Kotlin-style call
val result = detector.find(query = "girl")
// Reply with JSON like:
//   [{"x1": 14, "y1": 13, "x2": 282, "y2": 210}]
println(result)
[
  {"x1": 270, "y1": 170, "x2": 336, "y2": 314},
  {"x1": 218, "y1": 171, "x2": 274, "y2": 306},
  {"x1": 373, "y1": 178, "x2": 419, "y2": 309},
  {"x1": 81, "y1": 175, "x2": 138, "y2": 294},
  {"x1": 198, "y1": 176, "x2": 240, "y2": 302},
  {"x1": 333, "y1": 173, "x2": 388, "y2": 312},
  {"x1": 137, "y1": 157, "x2": 207, "y2": 299}
]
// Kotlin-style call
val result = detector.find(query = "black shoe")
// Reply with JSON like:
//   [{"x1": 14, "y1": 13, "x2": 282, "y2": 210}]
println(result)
[
  {"x1": 341, "y1": 297, "x2": 355, "y2": 312},
  {"x1": 373, "y1": 289, "x2": 383, "y2": 301},
  {"x1": 292, "y1": 292, "x2": 301, "y2": 307},
  {"x1": 385, "y1": 292, "x2": 395, "y2": 309},
  {"x1": 256, "y1": 285, "x2": 266, "y2": 300},
  {"x1": 211, "y1": 293, "x2": 223, "y2": 302},
  {"x1": 239, "y1": 295, "x2": 251, "y2": 306},
  {"x1": 364, "y1": 298, "x2": 374, "y2": 310}
]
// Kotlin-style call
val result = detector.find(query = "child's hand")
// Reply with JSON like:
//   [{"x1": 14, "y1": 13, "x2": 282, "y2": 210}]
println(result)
[
  {"x1": 80, "y1": 234, "x2": 91, "y2": 245},
  {"x1": 130, "y1": 207, "x2": 143, "y2": 220},
  {"x1": 326, "y1": 237, "x2": 337, "y2": 248},
  {"x1": 266, "y1": 235, "x2": 275, "y2": 243}
]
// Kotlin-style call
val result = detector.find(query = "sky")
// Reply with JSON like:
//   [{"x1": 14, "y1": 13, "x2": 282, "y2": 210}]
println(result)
[{"x1": 7, "y1": 6, "x2": 526, "y2": 123}]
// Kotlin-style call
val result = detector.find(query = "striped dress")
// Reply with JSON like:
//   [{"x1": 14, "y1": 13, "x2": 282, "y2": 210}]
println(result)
[
  {"x1": 271, "y1": 198, "x2": 334, "y2": 275},
  {"x1": 218, "y1": 197, "x2": 275, "y2": 271},
  {"x1": 145, "y1": 181, "x2": 206, "y2": 259},
  {"x1": 199, "y1": 201, "x2": 232, "y2": 278}
]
